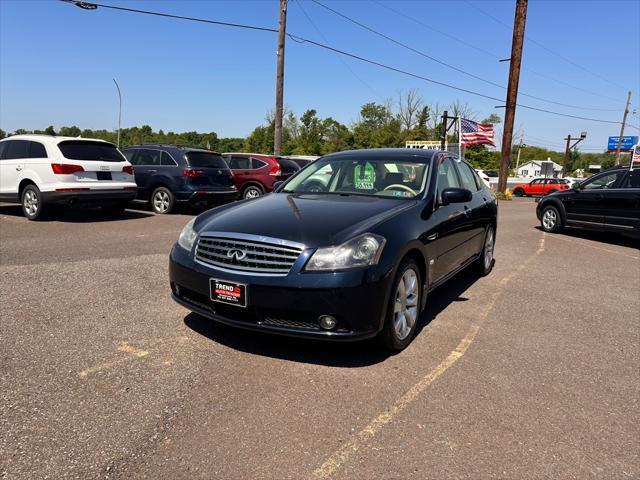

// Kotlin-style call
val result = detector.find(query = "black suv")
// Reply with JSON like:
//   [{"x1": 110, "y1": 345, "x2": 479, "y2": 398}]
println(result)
[
  {"x1": 121, "y1": 145, "x2": 237, "y2": 214},
  {"x1": 537, "y1": 166, "x2": 640, "y2": 235}
]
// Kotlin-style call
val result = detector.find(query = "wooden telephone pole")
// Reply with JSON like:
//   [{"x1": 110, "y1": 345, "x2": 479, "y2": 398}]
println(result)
[
  {"x1": 274, "y1": 0, "x2": 288, "y2": 156},
  {"x1": 614, "y1": 91, "x2": 632, "y2": 165},
  {"x1": 498, "y1": 0, "x2": 527, "y2": 194}
]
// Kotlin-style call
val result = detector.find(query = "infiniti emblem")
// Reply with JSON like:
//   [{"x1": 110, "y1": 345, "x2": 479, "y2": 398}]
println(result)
[{"x1": 227, "y1": 249, "x2": 247, "y2": 261}]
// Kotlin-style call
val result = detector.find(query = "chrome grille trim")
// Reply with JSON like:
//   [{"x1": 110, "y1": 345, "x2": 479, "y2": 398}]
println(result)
[{"x1": 195, "y1": 234, "x2": 304, "y2": 274}]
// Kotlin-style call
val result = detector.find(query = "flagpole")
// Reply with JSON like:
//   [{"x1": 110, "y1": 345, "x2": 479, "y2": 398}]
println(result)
[{"x1": 458, "y1": 117, "x2": 462, "y2": 158}]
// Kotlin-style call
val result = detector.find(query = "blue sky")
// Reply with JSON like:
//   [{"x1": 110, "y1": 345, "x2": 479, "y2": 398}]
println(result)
[{"x1": 1, "y1": 0, "x2": 638, "y2": 152}]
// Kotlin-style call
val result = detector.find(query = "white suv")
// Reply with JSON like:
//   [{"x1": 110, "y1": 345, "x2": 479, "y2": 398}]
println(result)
[{"x1": 0, "y1": 135, "x2": 137, "y2": 220}]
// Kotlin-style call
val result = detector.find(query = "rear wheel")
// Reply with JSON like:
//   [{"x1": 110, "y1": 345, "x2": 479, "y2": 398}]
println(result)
[
  {"x1": 21, "y1": 185, "x2": 45, "y2": 221},
  {"x1": 540, "y1": 205, "x2": 562, "y2": 233},
  {"x1": 379, "y1": 258, "x2": 422, "y2": 352},
  {"x1": 151, "y1": 187, "x2": 174, "y2": 214},
  {"x1": 242, "y1": 185, "x2": 263, "y2": 200},
  {"x1": 513, "y1": 188, "x2": 524, "y2": 197}
]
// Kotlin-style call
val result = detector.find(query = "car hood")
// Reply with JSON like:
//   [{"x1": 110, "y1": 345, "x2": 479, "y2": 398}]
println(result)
[{"x1": 195, "y1": 193, "x2": 417, "y2": 247}]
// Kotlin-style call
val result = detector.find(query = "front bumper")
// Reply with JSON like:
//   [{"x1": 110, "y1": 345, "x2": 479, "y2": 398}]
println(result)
[
  {"x1": 169, "y1": 245, "x2": 392, "y2": 341},
  {"x1": 41, "y1": 188, "x2": 137, "y2": 205}
]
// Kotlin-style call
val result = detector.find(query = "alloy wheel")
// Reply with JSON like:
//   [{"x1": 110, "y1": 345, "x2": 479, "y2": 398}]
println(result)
[
  {"x1": 23, "y1": 190, "x2": 38, "y2": 217},
  {"x1": 542, "y1": 208, "x2": 557, "y2": 230},
  {"x1": 244, "y1": 187, "x2": 261, "y2": 199},
  {"x1": 153, "y1": 191, "x2": 170, "y2": 213},
  {"x1": 393, "y1": 268, "x2": 419, "y2": 341},
  {"x1": 484, "y1": 228, "x2": 495, "y2": 271}
]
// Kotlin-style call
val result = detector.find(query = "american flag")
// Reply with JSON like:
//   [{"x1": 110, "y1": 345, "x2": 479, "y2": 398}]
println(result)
[{"x1": 460, "y1": 118, "x2": 495, "y2": 147}]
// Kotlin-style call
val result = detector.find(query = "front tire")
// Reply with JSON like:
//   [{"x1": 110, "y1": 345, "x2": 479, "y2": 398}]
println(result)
[
  {"x1": 151, "y1": 187, "x2": 174, "y2": 214},
  {"x1": 21, "y1": 185, "x2": 45, "y2": 220},
  {"x1": 379, "y1": 258, "x2": 422, "y2": 352},
  {"x1": 540, "y1": 205, "x2": 563, "y2": 233},
  {"x1": 475, "y1": 226, "x2": 495, "y2": 276}
]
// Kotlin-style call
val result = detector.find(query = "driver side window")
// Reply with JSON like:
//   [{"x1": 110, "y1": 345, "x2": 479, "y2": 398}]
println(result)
[{"x1": 437, "y1": 157, "x2": 461, "y2": 203}]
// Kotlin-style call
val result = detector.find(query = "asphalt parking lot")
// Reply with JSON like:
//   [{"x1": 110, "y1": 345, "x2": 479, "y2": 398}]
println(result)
[{"x1": 1, "y1": 198, "x2": 638, "y2": 480}]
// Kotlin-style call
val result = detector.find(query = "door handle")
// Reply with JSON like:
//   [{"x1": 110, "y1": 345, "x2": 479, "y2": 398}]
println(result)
[
  {"x1": 147, "y1": 169, "x2": 157, "y2": 173},
  {"x1": 15, "y1": 166, "x2": 23, "y2": 171}
]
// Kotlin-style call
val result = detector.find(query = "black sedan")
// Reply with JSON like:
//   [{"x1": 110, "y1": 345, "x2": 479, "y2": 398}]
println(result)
[
  {"x1": 170, "y1": 149, "x2": 497, "y2": 351},
  {"x1": 537, "y1": 166, "x2": 640, "y2": 235}
]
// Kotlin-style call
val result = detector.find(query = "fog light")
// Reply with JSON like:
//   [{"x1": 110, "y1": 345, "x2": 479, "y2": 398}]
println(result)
[{"x1": 319, "y1": 315, "x2": 337, "y2": 330}]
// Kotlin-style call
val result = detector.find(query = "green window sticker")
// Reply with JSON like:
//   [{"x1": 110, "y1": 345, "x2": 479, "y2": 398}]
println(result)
[{"x1": 354, "y1": 162, "x2": 376, "y2": 190}]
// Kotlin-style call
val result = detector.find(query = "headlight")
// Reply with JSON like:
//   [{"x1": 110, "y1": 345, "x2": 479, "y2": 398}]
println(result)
[
  {"x1": 177, "y1": 218, "x2": 198, "y2": 251},
  {"x1": 305, "y1": 233, "x2": 386, "y2": 271}
]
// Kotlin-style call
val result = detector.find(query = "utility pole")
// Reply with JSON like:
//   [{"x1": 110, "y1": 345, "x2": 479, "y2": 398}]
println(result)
[
  {"x1": 561, "y1": 132, "x2": 587, "y2": 177},
  {"x1": 614, "y1": 90, "x2": 632, "y2": 165},
  {"x1": 439, "y1": 110, "x2": 458, "y2": 152},
  {"x1": 498, "y1": 0, "x2": 527, "y2": 194},
  {"x1": 273, "y1": 0, "x2": 288, "y2": 156},
  {"x1": 440, "y1": 110, "x2": 448, "y2": 151}
]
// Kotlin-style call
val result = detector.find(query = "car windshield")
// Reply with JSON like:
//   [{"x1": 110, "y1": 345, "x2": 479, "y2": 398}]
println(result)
[
  {"x1": 186, "y1": 152, "x2": 228, "y2": 168},
  {"x1": 58, "y1": 141, "x2": 125, "y2": 162},
  {"x1": 281, "y1": 156, "x2": 430, "y2": 198}
]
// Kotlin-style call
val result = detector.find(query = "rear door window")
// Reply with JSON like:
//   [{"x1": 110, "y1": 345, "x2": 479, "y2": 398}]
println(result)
[
  {"x1": 58, "y1": 141, "x2": 125, "y2": 162},
  {"x1": 456, "y1": 161, "x2": 481, "y2": 192},
  {"x1": 28, "y1": 141, "x2": 47, "y2": 158},
  {"x1": 135, "y1": 149, "x2": 161, "y2": 166},
  {"x1": 229, "y1": 156, "x2": 251, "y2": 169},
  {"x1": 4, "y1": 140, "x2": 30, "y2": 159},
  {"x1": 619, "y1": 170, "x2": 640, "y2": 188},
  {"x1": 186, "y1": 152, "x2": 227, "y2": 168}
]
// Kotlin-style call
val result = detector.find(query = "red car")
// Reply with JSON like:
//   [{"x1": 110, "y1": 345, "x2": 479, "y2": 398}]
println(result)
[
  {"x1": 512, "y1": 178, "x2": 570, "y2": 197},
  {"x1": 222, "y1": 153, "x2": 300, "y2": 199}
]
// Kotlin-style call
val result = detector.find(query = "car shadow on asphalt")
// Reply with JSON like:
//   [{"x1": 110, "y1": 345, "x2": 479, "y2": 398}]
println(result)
[
  {"x1": 183, "y1": 267, "x2": 482, "y2": 368},
  {"x1": 0, "y1": 204, "x2": 153, "y2": 222},
  {"x1": 534, "y1": 226, "x2": 640, "y2": 249}
]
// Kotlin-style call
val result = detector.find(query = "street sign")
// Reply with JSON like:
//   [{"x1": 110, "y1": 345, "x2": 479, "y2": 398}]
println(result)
[
  {"x1": 632, "y1": 144, "x2": 640, "y2": 165},
  {"x1": 607, "y1": 135, "x2": 638, "y2": 151}
]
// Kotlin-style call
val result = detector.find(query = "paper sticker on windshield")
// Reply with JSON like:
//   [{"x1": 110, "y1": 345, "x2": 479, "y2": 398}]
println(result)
[{"x1": 354, "y1": 162, "x2": 376, "y2": 190}]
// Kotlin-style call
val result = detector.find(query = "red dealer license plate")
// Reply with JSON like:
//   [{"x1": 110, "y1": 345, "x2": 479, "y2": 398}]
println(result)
[{"x1": 210, "y1": 279, "x2": 247, "y2": 308}]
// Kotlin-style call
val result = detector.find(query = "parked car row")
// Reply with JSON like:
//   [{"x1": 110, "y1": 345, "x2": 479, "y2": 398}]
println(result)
[{"x1": 0, "y1": 135, "x2": 313, "y2": 218}]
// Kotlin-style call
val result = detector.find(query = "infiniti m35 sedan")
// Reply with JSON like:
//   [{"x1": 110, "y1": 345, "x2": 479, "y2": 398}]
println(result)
[{"x1": 170, "y1": 149, "x2": 497, "y2": 351}]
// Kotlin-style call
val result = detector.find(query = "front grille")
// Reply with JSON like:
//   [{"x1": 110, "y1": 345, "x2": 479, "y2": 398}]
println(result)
[
  {"x1": 260, "y1": 316, "x2": 320, "y2": 331},
  {"x1": 195, "y1": 236, "x2": 302, "y2": 274}
]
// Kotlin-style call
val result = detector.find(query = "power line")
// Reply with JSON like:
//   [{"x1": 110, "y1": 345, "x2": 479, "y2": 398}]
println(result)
[
  {"x1": 373, "y1": 0, "x2": 625, "y2": 110},
  {"x1": 59, "y1": 0, "x2": 623, "y2": 126},
  {"x1": 292, "y1": 0, "x2": 384, "y2": 101},
  {"x1": 463, "y1": 0, "x2": 630, "y2": 93},
  {"x1": 309, "y1": 0, "x2": 615, "y2": 113}
]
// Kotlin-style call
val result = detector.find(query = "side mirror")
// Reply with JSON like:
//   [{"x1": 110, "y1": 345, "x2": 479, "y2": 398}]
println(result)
[
  {"x1": 272, "y1": 181, "x2": 284, "y2": 192},
  {"x1": 441, "y1": 187, "x2": 473, "y2": 205},
  {"x1": 571, "y1": 182, "x2": 581, "y2": 191}
]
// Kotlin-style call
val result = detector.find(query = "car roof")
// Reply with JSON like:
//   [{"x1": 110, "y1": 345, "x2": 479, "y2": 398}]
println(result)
[
  {"x1": 124, "y1": 144, "x2": 221, "y2": 154},
  {"x1": 321, "y1": 148, "x2": 439, "y2": 161},
  {"x1": 0, "y1": 134, "x2": 113, "y2": 146}
]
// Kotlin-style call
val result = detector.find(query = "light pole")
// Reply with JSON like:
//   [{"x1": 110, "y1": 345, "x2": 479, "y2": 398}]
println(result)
[
  {"x1": 515, "y1": 140, "x2": 526, "y2": 174},
  {"x1": 113, "y1": 78, "x2": 122, "y2": 148},
  {"x1": 561, "y1": 131, "x2": 587, "y2": 177}
]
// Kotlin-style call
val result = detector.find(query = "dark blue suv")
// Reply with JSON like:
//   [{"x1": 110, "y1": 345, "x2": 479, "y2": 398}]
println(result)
[{"x1": 121, "y1": 145, "x2": 238, "y2": 214}]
